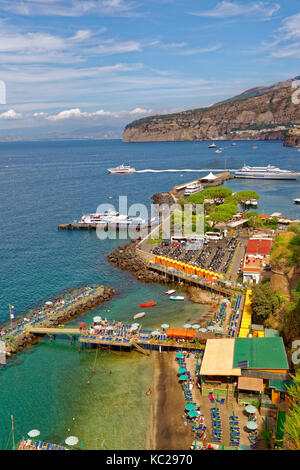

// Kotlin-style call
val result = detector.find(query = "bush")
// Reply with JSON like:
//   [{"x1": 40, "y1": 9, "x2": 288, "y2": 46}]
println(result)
[{"x1": 251, "y1": 282, "x2": 280, "y2": 322}]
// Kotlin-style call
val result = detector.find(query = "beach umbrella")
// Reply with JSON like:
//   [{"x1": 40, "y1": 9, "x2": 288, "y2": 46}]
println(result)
[
  {"x1": 93, "y1": 316, "x2": 102, "y2": 323},
  {"x1": 78, "y1": 322, "x2": 86, "y2": 327},
  {"x1": 184, "y1": 324, "x2": 192, "y2": 329},
  {"x1": 176, "y1": 353, "x2": 184, "y2": 359},
  {"x1": 131, "y1": 325, "x2": 139, "y2": 331},
  {"x1": 186, "y1": 403, "x2": 196, "y2": 411},
  {"x1": 199, "y1": 328, "x2": 207, "y2": 333},
  {"x1": 192, "y1": 324, "x2": 201, "y2": 329},
  {"x1": 245, "y1": 405, "x2": 257, "y2": 414},
  {"x1": 178, "y1": 368, "x2": 187, "y2": 374},
  {"x1": 216, "y1": 327, "x2": 224, "y2": 332},
  {"x1": 45, "y1": 301, "x2": 53, "y2": 306},
  {"x1": 132, "y1": 323, "x2": 139, "y2": 327},
  {"x1": 151, "y1": 331, "x2": 160, "y2": 336},
  {"x1": 161, "y1": 324, "x2": 169, "y2": 329},
  {"x1": 188, "y1": 411, "x2": 198, "y2": 418},
  {"x1": 207, "y1": 326, "x2": 215, "y2": 331},
  {"x1": 179, "y1": 374, "x2": 188, "y2": 381},
  {"x1": 246, "y1": 421, "x2": 258, "y2": 431},
  {"x1": 65, "y1": 436, "x2": 79, "y2": 446},
  {"x1": 28, "y1": 429, "x2": 40, "y2": 438}
]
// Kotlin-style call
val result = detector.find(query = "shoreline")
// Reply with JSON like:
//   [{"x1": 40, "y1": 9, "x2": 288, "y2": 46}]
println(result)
[
  {"x1": 149, "y1": 351, "x2": 192, "y2": 450},
  {"x1": 107, "y1": 241, "x2": 216, "y2": 308}
]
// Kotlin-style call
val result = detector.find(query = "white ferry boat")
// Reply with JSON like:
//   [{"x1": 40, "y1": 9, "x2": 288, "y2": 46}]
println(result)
[
  {"x1": 108, "y1": 165, "x2": 136, "y2": 174},
  {"x1": 235, "y1": 164, "x2": 300, "y2": 180},
  {"x1": 81, "y1": 211, "x2": 147, "y2": 227},
  {"x1": 184, "y1": 182, "x2": 203, "y2": 196}
]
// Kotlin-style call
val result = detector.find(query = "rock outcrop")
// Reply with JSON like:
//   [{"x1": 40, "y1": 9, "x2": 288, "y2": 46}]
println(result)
[
  {"x1": 284, "y1": 128, "x2": 300, "y2": 147},
  {"x1": 108, "y1": 241, "x2": 166, "y2": 283},
  {"x1": 123, "y1": 83, "x2": 300, "y2": 142},
  {"x1": 271, "y1": 262, "x2": 300, "y2": 300}
]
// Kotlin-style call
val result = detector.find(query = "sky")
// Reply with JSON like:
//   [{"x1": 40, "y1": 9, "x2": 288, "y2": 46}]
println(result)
[{"x1": 0, "y1": 0, "x2": 300, "y2": 138}]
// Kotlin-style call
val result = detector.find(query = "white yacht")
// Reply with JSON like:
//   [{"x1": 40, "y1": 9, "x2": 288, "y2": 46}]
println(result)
[
  {"x1": 208, "y1": 143, "x2": 217, "y2": 148},
  {"x1": 215, "y1": 149, "x2": 222, "y2": 154},
  {"x1": 235, "y1": 164, "x2": 300, "y2": 180},
  {"x1": 108, "y1": 164, "x2": 136, "y2": 174},
  {"x1": 184, "y1": 182, "x2": 203, "y2": 196},
  {"x1": 294, "y1": 199, "x2": 300, "y2": 204}
]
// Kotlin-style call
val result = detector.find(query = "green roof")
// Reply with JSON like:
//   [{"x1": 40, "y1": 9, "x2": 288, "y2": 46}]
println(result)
[
  {"x1": 269, "y1": 380, "x2": 292, "y2": 392},
  {"x1": 264, "y1": 329, "x2": 280, "y2": 338},
  {"x1": 233, "y1": 337, "x2": 289, "y2": 370}
]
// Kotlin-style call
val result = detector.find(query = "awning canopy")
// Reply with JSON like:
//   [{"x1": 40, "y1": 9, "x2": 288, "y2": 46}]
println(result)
[
  {"x1": 201, "y1": 172, "x2": 217, "y2": 181},
  {"x1": 166, "y1": 328, "x2": 195, "y2": 339},
  {"x1": 238, "y1": 377, "x2": 264, "y2": 393}
]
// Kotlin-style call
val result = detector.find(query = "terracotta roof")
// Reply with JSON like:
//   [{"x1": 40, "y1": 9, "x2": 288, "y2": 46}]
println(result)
[{"x1": 246, "y1": 238, "x2": 272, "y2": 256}]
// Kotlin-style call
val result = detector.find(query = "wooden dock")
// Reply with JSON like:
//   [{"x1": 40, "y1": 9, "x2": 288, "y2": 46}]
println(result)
[
  {"x1": 148, "y1": 263, "x2": 244, "y2": 296},
  {"x1": 29, "y1": 326, "x2": 207, "y2": 354}
]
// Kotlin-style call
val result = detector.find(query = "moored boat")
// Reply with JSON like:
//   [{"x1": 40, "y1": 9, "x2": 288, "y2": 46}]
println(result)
[
  {"x1": 140, "y1": 301, "x2": 156, "y2": 308},
  {"x1": 133, "y1": 312, "x2": 146, "y2": 320},
  {"x1": 169, "y1": 296, "x2": 184, "y2": 301},
  {"x1": 165, "y1": 289, "x2": 176, "y2": 295},
  {"x1": 294, "y1": 198, "x2": 300, "y2": 204},
  {"x1": 235, "y1": 164, "x2": 300, "y2": 180}
]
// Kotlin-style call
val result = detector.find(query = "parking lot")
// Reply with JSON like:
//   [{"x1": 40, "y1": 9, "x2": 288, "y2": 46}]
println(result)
[{"x1": 149, "y1": 235, "x2": 246, "y2": 276}]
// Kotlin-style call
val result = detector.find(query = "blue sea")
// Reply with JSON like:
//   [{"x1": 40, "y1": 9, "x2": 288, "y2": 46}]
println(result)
[{"x1": 0, "y1": 139, "x2": 299, "y2": 449}]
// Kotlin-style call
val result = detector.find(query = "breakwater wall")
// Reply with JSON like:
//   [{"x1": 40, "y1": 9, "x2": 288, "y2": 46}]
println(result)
[{"x1": 3, "y1": 285, "x2": 117, "y2": 356}]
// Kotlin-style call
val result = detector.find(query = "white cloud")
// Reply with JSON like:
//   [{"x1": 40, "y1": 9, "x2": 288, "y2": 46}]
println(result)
[
  {"x1": 47, "y1": 107, "x2": 152, "y2": 120},
  {"x1": 276, "y1": 13, "x2": 300, "y2": 41},
  {"x1": 0, "y1": 109, "x2": 23, "y2": 119},
  {"x1": 262, "y1": 13, "x2": 300, "y2": 59},
  {"x1": 91, "y1": 39, "x2": 142, "y2": 55},
  {"x1": 0, "y1": 0, "x2": 140, "y2": 17},
  {"x1": 174, "y1": 44, "x2": 222, "y2": 55},
  {"x1": 191, "y1": 1, "x2": 280, "y2": 20}
]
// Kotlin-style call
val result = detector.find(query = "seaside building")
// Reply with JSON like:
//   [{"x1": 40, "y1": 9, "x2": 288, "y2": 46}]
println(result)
[
  {"x1": 242, "y1": 238, "x2": 272, "y2": 284},
  {"x1": 199, "y1": 337, "x2": 289, "y2": 406}
]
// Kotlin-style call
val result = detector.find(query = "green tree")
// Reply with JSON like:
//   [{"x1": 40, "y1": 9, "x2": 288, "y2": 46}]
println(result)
[
  {"x1": 289, "y1": 222, "x2": 300, "y2": 236},
  {"x1": 251, "y1": 283, "x2": 280, "y2": 322},
  {"x1": 202, "y1": 187, "x2": 232, "y2": 202},
  {"x1": 209, "y1": 210, "x2": 233, "y2": 225},
  {"x1": 215, "y1": 203, "x2": 237, "y2": 216},
  {"x1": 186, "y1": 193, "x2": 205, "y2": 205},
  {"x1": 283, "y1": 372, "x2": 300, "y2": 450},
  {"x1": 233, "y1": 190, "x2": 260, "y2": 207}
]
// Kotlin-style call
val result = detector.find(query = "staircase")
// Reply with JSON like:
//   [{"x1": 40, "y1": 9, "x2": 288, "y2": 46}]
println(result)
[{"x1": 132, "y1": 341, "x2": 150, "y2": 356}]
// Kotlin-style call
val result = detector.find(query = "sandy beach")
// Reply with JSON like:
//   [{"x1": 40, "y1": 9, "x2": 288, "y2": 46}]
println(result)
[{"x1": 149, "y1": 351, "x2": 192, "y2": 450}]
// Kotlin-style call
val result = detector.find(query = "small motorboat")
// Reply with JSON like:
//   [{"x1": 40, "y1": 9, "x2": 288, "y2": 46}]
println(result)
[
  {"x1": 134, "y1": 312, "x2": 145, "y2": 320},
  {"x1": 208, "y1": 143, "x2": 216, "y2": 148},
  {"x1": 140, "y1": 301, "x2": 156, "y2": 308},
  {"x1": 294, "y1": 198, "x2": 300, "y2": 204},
  {"x1": 215, "y1": 149, "x2": 222, "y2": 154},
  {"x1": 170, "y1": 296, "x2": 184, "y2": 301},
  {"x1": 165, "y1": 289, "x2": 176, "y2": 295}
]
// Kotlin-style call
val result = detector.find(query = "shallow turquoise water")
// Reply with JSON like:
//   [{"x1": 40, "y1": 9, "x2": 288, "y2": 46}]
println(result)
[{"x1": 0, "y1": 139, "x2": 299, "y2": 449}]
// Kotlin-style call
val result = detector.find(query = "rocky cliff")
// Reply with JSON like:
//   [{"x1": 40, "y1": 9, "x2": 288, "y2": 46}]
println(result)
[
  {"x1": 123, "y1": 81, "x2": 300, "y2": 142},
  {"x1": 284, "y1": 128, "x2": 300, "y2": 147}
]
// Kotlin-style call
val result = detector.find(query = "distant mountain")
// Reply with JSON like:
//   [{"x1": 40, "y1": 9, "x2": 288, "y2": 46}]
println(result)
[{"x1": 123, "y1": 77, "x2": 300, "y2": 142}]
